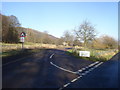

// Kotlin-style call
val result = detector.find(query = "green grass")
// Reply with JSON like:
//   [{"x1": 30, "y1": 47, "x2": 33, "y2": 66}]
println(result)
[
  {"x1": 67, "y1": 48, "x2": 118, "y2": 62},
  {"x1": 1, "y1": 48, "x2": 44, "y2": 58},
  {"x1": 2, "y1": 49, "x2": 21, "y2": 57}
]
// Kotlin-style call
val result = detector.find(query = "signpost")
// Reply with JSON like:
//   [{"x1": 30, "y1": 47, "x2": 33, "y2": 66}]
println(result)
[
  {"x1": 20, "y1": 32, "x2": 26, "y2": 49},
  {"x1": 79, "y1": 51, "x2": 90, "y2": 57}
]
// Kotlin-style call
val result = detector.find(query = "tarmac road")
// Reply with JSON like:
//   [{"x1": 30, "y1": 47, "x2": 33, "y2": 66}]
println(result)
[
  {"x1": 66, "y1": 52, "x2": 119, "y2": 88},
  {"x1": 2, "y1": 49, "x2": 119, "y2": 89}
]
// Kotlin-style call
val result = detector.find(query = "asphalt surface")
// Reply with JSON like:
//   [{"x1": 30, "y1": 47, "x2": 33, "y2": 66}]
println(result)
[
  {"x1": 67, "y1": 52, "x2": 119, "y2": 88},
  {"x1": 2, "y1": 49, "x2": 119, "y2": 88}
]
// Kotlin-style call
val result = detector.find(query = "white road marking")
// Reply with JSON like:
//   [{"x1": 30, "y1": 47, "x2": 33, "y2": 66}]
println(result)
[
  {"x1": 94, "y1": 62, "x2": 103, "y2": 67},
  {"x1": 58, "y1": 61, "x2": 103, "y2": 90},
  {"x1": 50, "y1": 62, "x2": 77, "y2": 74},
  {"x1": 1, "y1": 52, "x2": 55, "y2": 67},
  {"x1": 81, "y1": 68, "x2": 86, "y2": 70},
  {"x1": 59, "y1": 76, "x2": 82, "y2": 90},
  {"x1": 88, "y1": 61, "x2": 99, "y2": 67},
  {"x1": 50, "y1": 53, "x2": 55, "y2": 58},
  {"x1": 50, "y1": 53, "x2": 81, "y2": 75},
  {"x1": 58, "y1": 87, "x2": 64, "y2": 90},
  {"x1": 50, "y1": 58, "x2": 103, "y2": 76},
  {"x1": 49, "y1": 53, "x2": 103, "y2": 90},
  {"x1": 78, "y1": 69, "x2": 82, "y2": 72},
  {"x1": 77, "y1": 76, "x2": 82, "y2": 79},
  {"x1": 63, "y1": 83, "x2": 71, "y2": 87},
  {"x1": 81, "y1": 62, "x2": 103, "y2": 76},
  {"x1": 71, "y1": 78, "x2": 78, "y2": 82},
  {"x1": 77, "y1": 61, "x2": 100, "y2": 72}
]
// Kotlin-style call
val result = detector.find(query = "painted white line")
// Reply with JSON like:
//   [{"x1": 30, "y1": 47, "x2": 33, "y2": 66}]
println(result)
[
  {"x1": 94, "y1": 62, "x2": 103, "y2": 68},
  {"x1": 83, "y1": 62, "x2": 103, "y2": 75},
  {"x1": 59, "y1": 76, "x2": 82, "y2": 90},
  {"x1": 81, "y1": 68, "x2": 86, "y2": 70},
  {"x1": 88, "y1": 61, "x2": 99, "y2": 67},
  {"x1": 82, "y1": 62, "x2": 103, "y2": 75},
  {"x1": 58, "y1": 87, "x2": 63, "y2": 90},
  {"x1": 71, "y1": 78, "x2": 78, "y2": 82},
  {"x1": 85, "y1": 66, "x2": 89, "y2": 69},
  {"x1": 50, "y1": 53, "x2": 55, "y2": 59},
  {"x1": 77, "y1": 76, "x2": 82, "y2": 79},
  {"x1": 51, "y1": 61, "x2": 103, "y2": 77},
  {"x1": 50, "y1": 62, "x2": 77, "y2": 74},
  {"x1": 77, "y1": 61, "x2": 100, "y2": 72},
  {"x1": 59, "y1": 61, "x2": 103, "y2": 90},
  {"x1": 78, "y1": 69, "x2": 82, "y2": 72},
  {"x1": 50, "y1": 53, "x2": 103, "y2": 90},
  {"x1": 63, "y1": 83, "x2": 71, "y2": 87}
]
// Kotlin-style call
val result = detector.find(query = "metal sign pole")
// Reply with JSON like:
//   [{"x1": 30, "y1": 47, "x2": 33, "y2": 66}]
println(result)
[
  {"x1": 20, "y1": 32, "x2": 26, "y2": 50},
  {"x1": 22, "y1": 42, "x2": 24, "y2": 49}
]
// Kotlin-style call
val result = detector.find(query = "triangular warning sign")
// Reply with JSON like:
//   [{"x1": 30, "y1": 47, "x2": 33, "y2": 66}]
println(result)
[
  {"x1": 20, "y1": 32, "x2": 26, "y2": 37},
  {"x1": 21, "y1": 33, "x2": 24, "y2": 36}
]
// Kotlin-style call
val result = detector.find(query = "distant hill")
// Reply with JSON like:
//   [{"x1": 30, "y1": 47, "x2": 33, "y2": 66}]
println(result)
[
  {"x1": 16, "y1": 27, "x2": 59, "y2": 44},
  {"x1": 1, "y1": 13, "x2": 62, "y2": 44}
]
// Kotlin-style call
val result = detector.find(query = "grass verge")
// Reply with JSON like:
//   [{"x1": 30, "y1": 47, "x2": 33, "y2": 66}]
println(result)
[
  {"x1": 66, "y1": 48, "x2": 118, "y2": 62},
  {"x1": 1, "y1": 48, "x2": 45, "y2": 64}
]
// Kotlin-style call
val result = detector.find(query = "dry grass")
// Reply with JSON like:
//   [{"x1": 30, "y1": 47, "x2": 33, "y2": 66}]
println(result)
[
  {"x1": 67, "y1": 47, "x2": 118, "y2": 62},
  {"x1": 2, "y1": 43, "x2": 58, "y2": 52}
]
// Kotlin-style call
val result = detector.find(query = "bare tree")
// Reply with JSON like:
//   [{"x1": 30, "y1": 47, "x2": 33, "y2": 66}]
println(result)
[
  {"x1": 2, "y1": 14, "x2": 20, "y2": 43},
  {"x1": 100, "y1": 35, "x2": 118, "y2": 49},
  {"x1": 74, "y1": 20, "x2": 97, "y2": 48},
  {"x1": 63, "y1": 30, "x2": 74, "y2": 46},
  {"x1": 92, "y1": 35, "x2": 118, "y2": 49},
  {"x1": 73, "y1": 38, "x2": 82, "y2": 46},
  {"x1": 8, "y1": 15, "x2": 21, "y2": 27}
]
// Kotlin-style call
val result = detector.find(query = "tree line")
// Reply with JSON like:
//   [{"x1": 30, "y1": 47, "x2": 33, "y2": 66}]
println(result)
[
  {"x1": 62, "y1": 20, "x2": 118, "y2": 49},
  {"x1": 1, "y1": 14, "x2": 119, "y2": 50},
  {"x1": 1, "y1": 14, "x2": 58, "y2": 44},
  {"x1": 2, "y1": 14, "x2": 20, "y2": 43}
]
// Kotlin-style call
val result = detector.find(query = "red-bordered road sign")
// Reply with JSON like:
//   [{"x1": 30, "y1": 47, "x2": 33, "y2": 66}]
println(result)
[
  {"x1": 20, "y1": 32, "x2": 26, "y2": 37},
  {"x1": 20, "y1": 37, "x2": 25, "y2": 42}
]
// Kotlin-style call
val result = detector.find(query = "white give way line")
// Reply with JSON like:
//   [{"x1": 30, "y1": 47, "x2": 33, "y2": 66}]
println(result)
[
  {"x1": 50, "y1": 53, "x2": 55, "y2": 59},
  {"x1": 49, "y1": 53, "x2": 77, "y2": 74},
  {"x1": 49, "y1": 53, "x2": 102, "y2": 75},
  {"x1": 58, "y1": 62, "x2": 103, "y2": 90},
  {"x1": 49, "y1": 53, "x2": 103, "y2": 90},
  {"x1": 50, "y1": 62, "x2": 77, "y2": 74}
]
